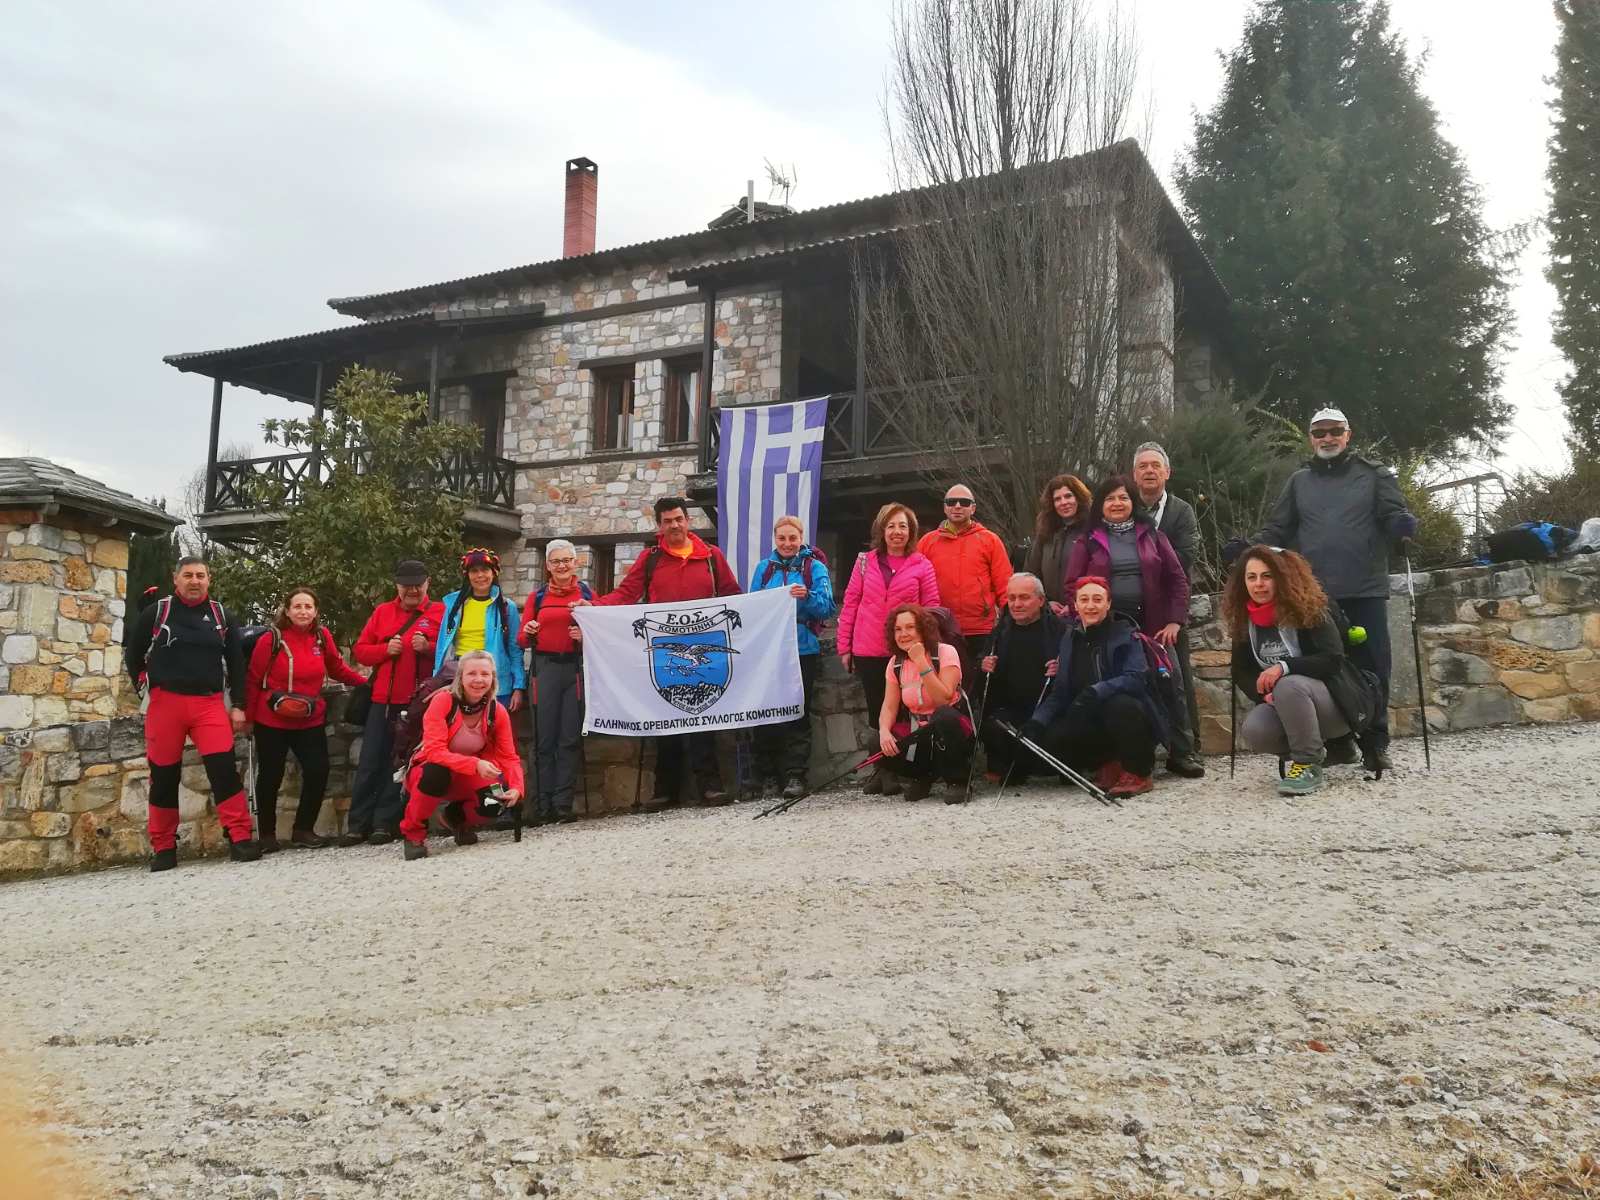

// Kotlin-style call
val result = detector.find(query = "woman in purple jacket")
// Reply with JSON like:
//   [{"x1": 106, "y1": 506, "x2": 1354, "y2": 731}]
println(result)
[
  {"x1": 837, "y1": 501, "x2": 942, "y2": 794},
  {"x1": 1062, "y1": 475, "x2": 1189, "y2": 649}
]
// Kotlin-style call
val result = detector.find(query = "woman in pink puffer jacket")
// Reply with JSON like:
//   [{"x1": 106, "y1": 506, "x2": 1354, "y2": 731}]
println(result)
[{"x1": 837, "y1": 502, "x2": 941, "y2": 793}]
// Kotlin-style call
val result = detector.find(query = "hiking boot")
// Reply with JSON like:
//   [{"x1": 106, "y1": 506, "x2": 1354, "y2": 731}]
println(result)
[
  {"x1": 1095, "y1": 762, "x2": 1121, "y2": 792},
  {"x1": 441, "y1": 803, "x2": 478, "y2": 846},
  {"x1": 880, "y1": 772, "x2": 903, "y2": 796},
  {"x1": 339, "y1": 830, "x2": 369, "y2": 848},
  {"x1": 289, "y1": 829, "x2": 328, "y2": 849},
  {"x1": 149, "y1": 848, "x2": 178, "y2": 873},
  {"x1": 257, "y1": 836, "x2": 282, "y2": 855},
  {"x1": 367, "y1": 828, "x2": 396, "y2": 846},
  {"x1": 403, "y1": 839, "x2": 428, "y2": 861},
  {"x1": 641, "y1": 793, "x2": 678, "y2": 813},
  {"x1": 1278, "y1": 760, "x2": 1325, "y2": 796},
  {"x1": 902, "y1": 776, "x2": 933, "y2": 802},
  {"x1": 228, "y1": 839, "x2": 263, "y2": 863},
  {"x1": 942, "y1": 781, "x2": 969, "y2": 805},
  {"x1": 781, "y1": 777, "x2": 806, "y2": 801},
  {"x1": 863, "y1": 767, "x2": 887, "y2": 794},
  {"x1": 701, "y1": 787, "x2": 733, "y2": 807},
  {"x1": 1165, "y1": 752, "x2": 1206, "y2": 779},
  {"x1": 1107, "y1": 770, "x2": 1154, "y2": 799},
  {"x1": 1324, "y1": 734, "x2": 1360, "y2": 766},
  {"x1": 1362, "y1": 746, "x2": 1393, "y2": 773},
  {"x1": 557, "y1": 811, "x2": 579, "y2": 824}
]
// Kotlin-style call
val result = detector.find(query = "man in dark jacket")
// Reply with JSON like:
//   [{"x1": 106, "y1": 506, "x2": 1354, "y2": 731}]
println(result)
[
  {"x1": 1132, "y1": 441, "x2": 1205, "y2": 777},
  {"x1": 1251, "y1": 408, "x2": 1418, "y2": 770},
  {"x1": 124, "y1": 556, "x2": 259, "y2": 871},
  {"x1": 597, "y1": 496, "x2": 741, "y2": 808},
  {"x1": 978, "y1": 573, "x2": 1065, "y2": 782}
]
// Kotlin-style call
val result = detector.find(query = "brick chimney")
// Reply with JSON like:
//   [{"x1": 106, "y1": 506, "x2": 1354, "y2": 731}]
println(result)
[{"x1": 563, "y1": 157, "x2": 598, "y2": 257}]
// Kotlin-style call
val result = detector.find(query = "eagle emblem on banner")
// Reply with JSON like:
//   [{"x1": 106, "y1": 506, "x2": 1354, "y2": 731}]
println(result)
[{"x1": 633, "y1": 606, "x2": 743, "y2": 715}]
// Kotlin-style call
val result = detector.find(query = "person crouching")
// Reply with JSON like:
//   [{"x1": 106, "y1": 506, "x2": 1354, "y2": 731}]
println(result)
[
  {"x1": 877, "y1": 603, "x2": 974, "y2": 804},
  {"x1": 399, "y1": 650, "x2": 524, "y2": 860},
  {"x1": 1021, "y1": 576, "x2": 1167, "y2": 799}
]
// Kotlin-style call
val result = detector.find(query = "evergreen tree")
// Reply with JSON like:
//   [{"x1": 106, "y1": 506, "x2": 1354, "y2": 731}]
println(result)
[
  {"x1": 126, "y1": 505, "x2": 178, "y2": 612},
  {"x1": 1176, "y1": 0, "x2": 1513, "y2": 457},
  {"x1": 1549, "y1": 0, "x2": 1600, "y2": 445}
]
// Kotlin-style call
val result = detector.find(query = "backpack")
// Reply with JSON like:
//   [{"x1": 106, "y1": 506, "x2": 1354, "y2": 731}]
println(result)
[
  {"x1": 148, "y1": 594, "x2": 233, "y2": 688},
  {"x1": 1126, "y1": 624, "x2": 1184, "y2": 744},
  {"x1": 390, "y1": 666, "x2": 492, "y2": 773},
  {"x1": 924, "y1": 606, "x2": 976, "y2": 690},
  {"x1": 758, "y1": 549, "x2": 831, "y2": 637},
  {"x1": 1486, "y1": 521, "x2": 1578, "y2": 564},
  {"x1": 530, "y1": 581, "x2": 595, "y2": 621},
  {"x1": 1325, "y1": 607, "x2": 1383, "y2": 733}
]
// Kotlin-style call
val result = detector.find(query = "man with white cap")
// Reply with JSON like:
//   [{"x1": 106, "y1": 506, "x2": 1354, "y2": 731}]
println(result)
[{"x1": 1247, "y1": 407, "x2": 1417, "y2": 770}]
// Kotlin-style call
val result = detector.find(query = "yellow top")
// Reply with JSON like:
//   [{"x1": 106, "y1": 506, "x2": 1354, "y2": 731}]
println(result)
[
  {"x1": 455, "y1": 596, "x2": 492, "y2": 654},
  {"x1": 666, "y1": 540, "x2": 694, "y2": 560}
]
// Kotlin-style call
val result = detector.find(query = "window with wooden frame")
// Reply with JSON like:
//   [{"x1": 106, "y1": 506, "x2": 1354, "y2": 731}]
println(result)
[
  {"x1": 588, "y1": 544, "x2": 615, "y2": 594},
  {"x1": 663, "y1": 357, "x2": 702, "y2": 446},
  {"x1": 592, "y1": 366, "x2": 635, "y2": 451}
]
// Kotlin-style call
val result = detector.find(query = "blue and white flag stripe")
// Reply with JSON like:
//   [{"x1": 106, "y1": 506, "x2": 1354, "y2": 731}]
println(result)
[{"x1": 717, "y1": 397, "x2": 829, "y2": 591}]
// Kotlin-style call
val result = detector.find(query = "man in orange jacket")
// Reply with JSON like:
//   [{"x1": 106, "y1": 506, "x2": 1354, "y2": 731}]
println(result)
[{"x1": 917, "y1": 483, "x2": 1014, "y2": 655}]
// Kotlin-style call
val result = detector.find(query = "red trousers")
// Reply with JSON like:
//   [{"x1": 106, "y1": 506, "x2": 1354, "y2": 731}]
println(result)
[
  {"x1": 399, "y1": 762, "x2": 494, "y2": 845},
  {"x1": 144, "y1": 688, "x2": 251, "y2": 851}
]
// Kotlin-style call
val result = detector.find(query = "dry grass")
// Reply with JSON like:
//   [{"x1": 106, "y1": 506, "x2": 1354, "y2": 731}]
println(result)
[{"x1": 1419, "y1": 1153, "x2": 1600, "y2": 1200}]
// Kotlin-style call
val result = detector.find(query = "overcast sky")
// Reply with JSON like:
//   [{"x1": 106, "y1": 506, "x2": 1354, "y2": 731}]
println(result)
[{"x1": 0, "y1": 0, "x2": 1566, "y2": 513}]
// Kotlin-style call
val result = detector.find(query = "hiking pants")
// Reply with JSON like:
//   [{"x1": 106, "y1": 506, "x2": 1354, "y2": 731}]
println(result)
[
  {"x1": 981, "y1": 702, "x2": 1049, "y2": 780},
  {"x1": 252, "y1": 724, "x2": 331, "y2": 838},
  {"x1": 1240, "y1": 675, "x2": 1351, "y2": 764},
  {"x1": 1038, "y1": 693, "x2": 1156, "y2": 777},
  {"x1": 882, "y1": 707, "x2": 973, "y2": 783},
  {"x1": 347, "y1": 701, "x2": 405, "y2": 835},
  {"x1": 533, "y1": 655, "x2": 582, "y2": 818},
  {"x1": 853, "y1": 655, "x2": 891, "y2": 731},
  {"x1": 144, "y1": 688, "x2": 251, "y2": 851},
  {"x1": 653, "y1": 733, "x2": 720, "y2": 802},
  {"x1": 755, "y1": 654, "x2": 816, "y2": 783},
  {"x1": 1335, "y1": 596, "x2": 1391, "y2": 749},
  {"x1": 399, "y1": 762, "x2": 495, "y2": 844}
]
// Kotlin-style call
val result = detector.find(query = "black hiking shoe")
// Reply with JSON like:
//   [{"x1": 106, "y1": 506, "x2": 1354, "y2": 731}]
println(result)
[
  {"x1": 366, "y1": 829, "x2": 396, "y2": 846},
  {"x1": 1165, "y1": 752, "x2": 1206, "y2": 779},
  {"x1": 228, "y1": 839, "x2": 263, "y2": 863},
  {"x1": 338, "y1": 829, "x2": 369, "y2": 847},
  {"x1": 1362, "y1": 746, "x2": 1394, "y2": 774},
  {"x1": 902, "y1": 777, "x2": 933, "y2": 802},
  {"x1": 403, "y1": 839, "x2": 428, "y2": 861},
  {"x1": 441, "y1": 803, "x2": 477, "y2": 846},
  {"x1": 1324, "y1": 735, "x2": 1361, "y2": 766},
  {"x1": 149, "y1": 848, "x2": 178, "y2": 873},
  {"x1": 781, "y1": 777, "x2": 806, "y2": 801}
]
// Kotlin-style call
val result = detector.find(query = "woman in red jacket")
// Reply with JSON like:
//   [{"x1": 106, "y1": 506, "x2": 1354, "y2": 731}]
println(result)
[
  {"x1": 399, "y1": 650, "x2": 525, "y2": 860},
  {"x1": 244, "y1": 587, "x2": 368, "y2": 851}
]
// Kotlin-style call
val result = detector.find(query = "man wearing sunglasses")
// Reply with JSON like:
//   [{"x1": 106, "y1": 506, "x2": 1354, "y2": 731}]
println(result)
[
  {"x1": 918, "y1": 484, "x2": 1013, "y2": 656},
  {"x1": 1253, "y1": 407, "x2": 1417, "y2": 771}
]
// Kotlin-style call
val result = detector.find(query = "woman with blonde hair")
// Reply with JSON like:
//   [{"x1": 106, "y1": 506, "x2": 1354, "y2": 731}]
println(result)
[
  {"x1": 1223, "y1": 545, "x2": 1379, "y2": 796},
  {"x1": 836, "y1": 502, "x2": 941, "y2": 794},
  {"x1": 1025, "y1": 473, "x2": 1092, "y2": 608},
  {"x1": 398, "y1": 649, "x2": 524, "y2": 859}
]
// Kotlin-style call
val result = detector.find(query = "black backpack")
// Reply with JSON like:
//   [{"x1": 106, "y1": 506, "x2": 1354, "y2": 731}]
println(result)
[{"x1": 390, "y1": 667, "x2": 463, "y2": 772}]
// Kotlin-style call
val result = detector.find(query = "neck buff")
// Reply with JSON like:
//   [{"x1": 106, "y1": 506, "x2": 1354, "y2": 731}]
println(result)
[
  {"x1": 1106, "y1": 518, "x2": 1136, "y2": 534},
  {"x1": 1246, "y1": 598, "x2": 1278, "y2": 627},
  {"x1": 458, "y1": 695, "x2": 490, "y2": 716}
]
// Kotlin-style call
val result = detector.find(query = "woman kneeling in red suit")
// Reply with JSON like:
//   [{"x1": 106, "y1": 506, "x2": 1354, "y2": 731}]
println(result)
[{"x1": 400, "y1": 650, "x2": 523, "y2": 860}]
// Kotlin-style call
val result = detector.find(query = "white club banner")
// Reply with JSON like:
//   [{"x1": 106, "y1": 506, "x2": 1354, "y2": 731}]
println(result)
[{"x1": 572, "y1": 586, "x2": 803, "y2": 736}]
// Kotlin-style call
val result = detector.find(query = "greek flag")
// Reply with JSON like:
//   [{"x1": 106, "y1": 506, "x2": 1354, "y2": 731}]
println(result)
[{"x1": 717, "y1": 397, "x2": 828, "y2": 592}]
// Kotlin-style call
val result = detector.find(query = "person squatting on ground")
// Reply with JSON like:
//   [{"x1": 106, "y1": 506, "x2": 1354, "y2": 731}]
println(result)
[
  {"x1": 433, "y1": 548, "x2": 526, "y2": 711},
  {"x1": 597, "y1": 496, "x2": 741, "y2": 809},
  {"x1": 979, "y1": 573, "x2": 1065, "y2": 783},
  {"x1": 1248, "y1": 407, "x2": 1417, "y2": 772},
  {"x1": 346, "y1": 560, "x2": 443, "y2": 845},
  {"x1": 749, "y1": 515, "x2": 836, "y2": 802},
  {"x1": 1225, "y1": 546, "x2": 1381, "y2": 797},
  {"x1": 399, "y1": 651, "x2": 524, "y2": 860},
  {"x1": 243, "y1": 586, "x2": 367, "y2": 852},
  {"x1": 836, "y1": 502, "x2": 941, "y2": 797},
  {"x1": 877, "y1": 603, "x2": 974, "y2": 803},
  {"x1": 917, "y1": 483, "x2": 1013, "y2": 656},
  {"x1": 1022, "y1": 576, "x2": 1168, "y2": 799},
  {"x1": 124, "y1": 557, "x2": 259, "y2": 871},
  {"x1": 519, "y1": 539, "x2": 591, "y2": 825},
  {"x1": 1024, "y1": 474, "x2": 1092, "y2": 609},
  {"x1": 1131, "y1": 442, "x2": 1207, "y2": 779}
]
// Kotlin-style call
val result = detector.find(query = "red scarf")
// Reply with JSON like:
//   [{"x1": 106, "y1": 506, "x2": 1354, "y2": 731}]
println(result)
[{"x1": 1246, "y1": 598, "x2": 1278, "y2": 627}]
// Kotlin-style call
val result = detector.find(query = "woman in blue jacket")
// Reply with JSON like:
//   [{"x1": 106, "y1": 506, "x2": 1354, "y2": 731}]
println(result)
[
  {"x1": 749, "y1": 515, "x2": 835, "y2": 800},
  {"x1": 432, "y1": 547, "x2": 526, "y2": 710}
]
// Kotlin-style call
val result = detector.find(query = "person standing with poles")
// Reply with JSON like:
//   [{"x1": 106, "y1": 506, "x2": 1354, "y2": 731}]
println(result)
[
  {"x1": 1245, "y1": 408, "x2": 1418, "y2": 773},
  {"x1": 519, "y1": 539, "x2": 591, "y2": 825}
]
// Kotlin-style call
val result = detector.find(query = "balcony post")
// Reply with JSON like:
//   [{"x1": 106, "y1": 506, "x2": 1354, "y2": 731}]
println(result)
[
  {"x1": 428, "y1": 342, "x2": 441, "y2": 422},
  {"x1": 853, "y1": 273, "x2": 868, "y2": 459},
  {"x1": 697, "y1": 286, "x2": 717, "y2": 473},
  {"x1": 309, "y1": 360, "x2": 325, "y2": 482},
  {"x1": 204, "y1": 376, "x2": 223, "y2": 511}
]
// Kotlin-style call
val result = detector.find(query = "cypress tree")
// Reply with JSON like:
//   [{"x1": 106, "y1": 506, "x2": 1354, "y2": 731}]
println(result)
[
  {"x1": 1549, "y1": 0, "x2": 1600, "y2": 445},
  {"x1": 1176, "y1": 0, "x2": 1512, "y2": 456}
]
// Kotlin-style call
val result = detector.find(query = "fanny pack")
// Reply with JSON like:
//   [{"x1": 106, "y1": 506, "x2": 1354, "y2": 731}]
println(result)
[{"x1": 261, "y1": 631, "x2": 322, "y2": 721}]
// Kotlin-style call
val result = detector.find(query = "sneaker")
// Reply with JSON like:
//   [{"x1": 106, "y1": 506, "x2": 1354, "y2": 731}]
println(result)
[
  {"x1": 228, "y1": 839, "x2": 263, "y2": 863},
  {"x1": 1324, "y1": 734, "x2": 1360, "y2": 766},
  {"x1": 257, "y1": 836, "x2": 282, "y2": 855},
  {"x1": 289, "y1": 829, "x2": 329, "y2": 849},
  {"x1": 1278, "y1": 760, "x2": 1325, "y2": 796},
  {"x1": 403, "y1": 839, "x2": 428, "y2": 861},
  {"x1": 1165, "y1": 752, "x2": 1206, "y2": 779},
  {"x1": 781, "y1": 777, "x2": 806, "y2": 801},
  {"x1": 1095, "y1": 762, "x2": 1121, "y2": 792},
  {"x1": 149, "y1": 848, "x2": 178, "y2": 873},
  {"x1": 367, "y1": 829, "x2": 397, "y2": 846},
  {"x1": 902, "y1": 777, "x2": 933, "y2": 802},
  {"x1": 1107, "y1": 770, "x2": 1154, "y2": 799},
  {"x1": 701, "y1": 787, "x2": 733, "y2": 807},
  {"x1": 641, "y1": 793, "x2": 678, "y2": 813},
  {"x1": 339, "y1": 830, "x2": 369, "y2": 848}
]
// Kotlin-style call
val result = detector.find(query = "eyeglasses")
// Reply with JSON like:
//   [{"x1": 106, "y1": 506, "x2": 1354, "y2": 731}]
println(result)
[
  {"x1": 1309, "y1": 427, "x2": 1346, "y2": 439},
  {"x1": 944, "y1": 497, "x2": 975, "y2": 507}
]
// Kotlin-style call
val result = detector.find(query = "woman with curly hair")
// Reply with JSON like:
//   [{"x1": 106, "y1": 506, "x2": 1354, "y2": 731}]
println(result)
[
  {"x1": 1024, "y1": 473, "x2": 1092, "y2": 608},
  {"x1": 1223, "y1": 546, "x2": 1379, "y2": 796},
  {"x1": 877, "y1": 603, "x2": 972, "y2": 803}
]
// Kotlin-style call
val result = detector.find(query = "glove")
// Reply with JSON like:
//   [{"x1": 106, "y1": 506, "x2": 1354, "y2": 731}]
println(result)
[
  {"x1": 1018, "y1": 719, "x2": 1046, "y2": 743},
  {"x1": 1389, "y1": 513, "x2": 1420, "y2": 541},
  {"x1": 1221, "y1": 537, "x2": 1249, "y2": 567}
]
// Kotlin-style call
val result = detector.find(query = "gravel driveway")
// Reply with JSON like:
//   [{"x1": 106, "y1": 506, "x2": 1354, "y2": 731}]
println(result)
[{"x1": 4, "y1": 723, "x2": 1598, "y2": 1199}]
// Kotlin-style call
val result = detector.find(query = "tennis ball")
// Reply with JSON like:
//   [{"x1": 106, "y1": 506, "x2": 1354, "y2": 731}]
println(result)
[{"x1": 1348, "y1": 625, "x2": 1368, "y2": 645}]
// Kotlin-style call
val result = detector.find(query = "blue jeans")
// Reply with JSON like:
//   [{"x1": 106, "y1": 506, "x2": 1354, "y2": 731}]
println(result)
[{"x1": 347, "y1": 701, "x2": 404, "y2": 833}]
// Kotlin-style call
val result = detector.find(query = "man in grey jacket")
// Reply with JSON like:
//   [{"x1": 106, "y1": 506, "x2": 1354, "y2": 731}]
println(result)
[
  {"x1": 1249, "y1": 408, "x2": 1418, "y2": 770},
  {"x1": 1132, "y1": 442, "x2": 1205, "y2": 777}
]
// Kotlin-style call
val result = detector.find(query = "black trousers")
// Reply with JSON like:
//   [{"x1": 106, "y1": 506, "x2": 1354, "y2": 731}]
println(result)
[
  {"x1": 854, "y1": 655, "x2": 891, "y2": 729},
  {"x1": 654, "y1": 733, "x2": 720, "y2": 801},
  {"x1": 882, "y1": 707, "x2": 974, "y2": 782},
  {"x1": 756, "y1": 654, "x2": 817, "y2": 782},
  {"x1": 347, "y1": 701, "x2": 405, "y2": 834},
  {"x1": 253, "y1": 723, "x2": 331, "y2": 837},
  {"x1": 1335, "y1": 596, "x2": 1391, "y2": 748},
  {"x1": 1037, "y1": 693, "x2": 1156, "y2": 777},
  {"x1": 981, "y1": 702, "x2": 1049, "y2": 779}
]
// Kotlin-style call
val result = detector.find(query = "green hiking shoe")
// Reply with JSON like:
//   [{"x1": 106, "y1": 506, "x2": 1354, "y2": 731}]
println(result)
[{"x1": 1277, "y1": 760, "x2": 1325, "y2": 796}]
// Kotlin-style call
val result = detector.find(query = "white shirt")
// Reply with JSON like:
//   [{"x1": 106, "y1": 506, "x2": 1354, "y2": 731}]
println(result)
[{"x1": 1142, "y1": 490, "x2": 1168, "y2": 530}]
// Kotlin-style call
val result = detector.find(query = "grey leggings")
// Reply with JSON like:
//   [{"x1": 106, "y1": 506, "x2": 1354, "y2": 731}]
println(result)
[{"x1": 1240, "y1": 673, "x2": 1350, "y2": 763}]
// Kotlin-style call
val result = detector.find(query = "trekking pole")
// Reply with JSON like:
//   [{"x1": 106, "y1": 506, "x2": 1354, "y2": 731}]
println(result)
[
  {"x1": 633, "y1": 738, "x2": 645, "y2": 809},
  {"x1": 576, "y1": 663, "x2": 591, "y2": 819},
  {"x1": 1228, "y1": 675, "x2": 1237, "y2": 780},
  {"x1": 1404, "y1": 547, "x2": 1432, "y2": 771},
  {"x1": 961, "y1": 674, "x2": 989, "y2": 803},
  {"x1": 755, "y1": 751, "x2": 886, "y2": 819},
  {"x1": 245, "y1": 736, "x2": 261, "y2": 840},
  {"x1": 993, "y1": 719, "x2": 1118, "y2": 807}
]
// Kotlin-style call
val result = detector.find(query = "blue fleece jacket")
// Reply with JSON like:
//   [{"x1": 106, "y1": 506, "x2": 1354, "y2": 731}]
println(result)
[
  {"x1": 748, "y1": 546, "x2": 835, "y2": 657},
  {"x1": 432, "y1": 584, "x2": 528, "y2": 701}
]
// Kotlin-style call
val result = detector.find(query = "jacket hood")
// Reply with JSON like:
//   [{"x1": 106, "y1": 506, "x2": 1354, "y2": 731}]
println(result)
[
  {"x1": 659, "y1": 531, "x2": 714, "y2": 559},
  {"x1": 933, "y1": 519, "x2": 987, "y2": 538}
]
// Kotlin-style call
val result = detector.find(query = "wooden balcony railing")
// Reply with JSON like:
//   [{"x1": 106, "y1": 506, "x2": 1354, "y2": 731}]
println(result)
[{"x1": 209, "y1": 450, "x2": 517, "y2": 514}]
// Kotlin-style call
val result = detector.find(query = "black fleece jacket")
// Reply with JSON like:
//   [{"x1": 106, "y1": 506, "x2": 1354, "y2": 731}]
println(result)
[{"x1": 125, "y1": 595, "x2": 245, "y2": 707}]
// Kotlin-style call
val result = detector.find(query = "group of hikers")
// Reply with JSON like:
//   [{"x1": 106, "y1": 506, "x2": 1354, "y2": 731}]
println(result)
[{"x1": 123, "y1": 405, "x2": 1416, "y2": 871}]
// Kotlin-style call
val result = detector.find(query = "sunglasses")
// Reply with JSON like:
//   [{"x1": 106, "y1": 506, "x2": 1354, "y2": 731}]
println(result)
[
  {"x1": 944, "y1": 497, "x2": 975, "y2": 507},
  {"x1": 1309, "y1": 427, "x2": 1347, "y2": 439}
]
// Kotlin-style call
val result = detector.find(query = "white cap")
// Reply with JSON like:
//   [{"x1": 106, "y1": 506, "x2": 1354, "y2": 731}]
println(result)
[{"x1": 1309, "y1": 407, "x2": 1348, "y2": 428}]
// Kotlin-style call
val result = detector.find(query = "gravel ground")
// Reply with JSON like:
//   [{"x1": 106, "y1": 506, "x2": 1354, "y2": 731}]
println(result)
[{"x1": 4, "y1": 723, "x2": 1599, "y2": 1200}]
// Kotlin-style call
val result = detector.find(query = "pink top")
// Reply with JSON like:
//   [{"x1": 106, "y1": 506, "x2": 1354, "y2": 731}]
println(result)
[
  {"x1": 447, "y1": 716, "x2": 487, "y2": 756},
  {"x1": 837, "y1": 549, "x2": 942, "y2": 659},
  {"x1": 887, "y1": 643, "x2": 962, "y2": 716}
]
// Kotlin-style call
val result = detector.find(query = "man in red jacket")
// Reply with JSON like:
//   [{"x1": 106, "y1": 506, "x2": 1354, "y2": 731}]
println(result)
[
  {"x1": 344, "y1": 560, "x2": 444, "y2": 844},
  {"x1": 597, "y1": 496, "x2": 740, "y2": 809},
  {"x1": 917, "y1": 484, "x2": 1013, "y2": 655}
]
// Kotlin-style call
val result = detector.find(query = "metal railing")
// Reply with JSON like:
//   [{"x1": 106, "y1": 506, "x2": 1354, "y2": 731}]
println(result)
[{"x1": 209, "y1": 449, "x2": 517, "y2": 514}]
